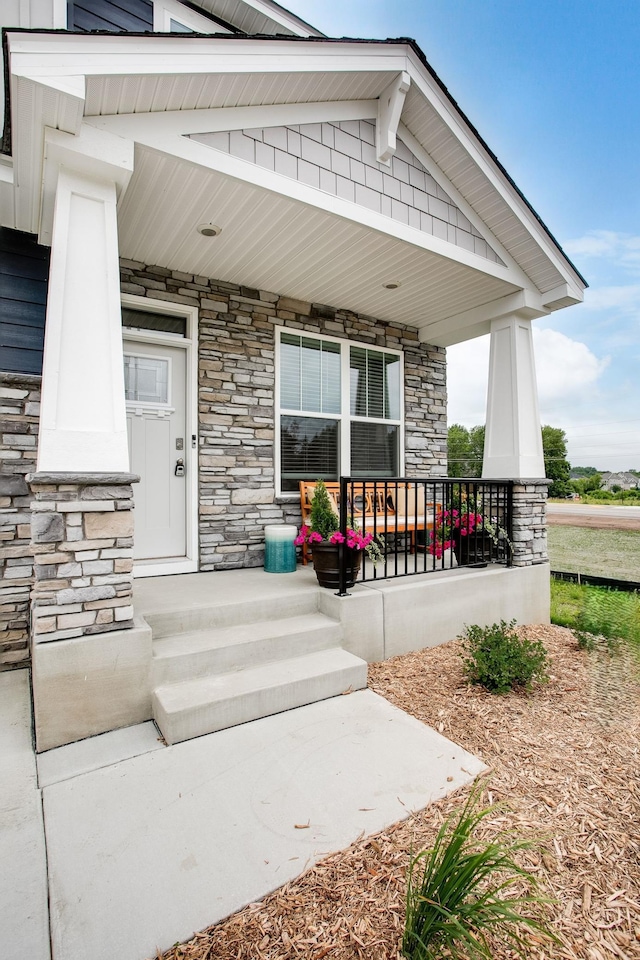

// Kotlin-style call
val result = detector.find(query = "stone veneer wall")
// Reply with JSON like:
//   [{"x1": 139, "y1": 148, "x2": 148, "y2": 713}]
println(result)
[
  {"x1": 0, "y1": 374, "x2": 40, "y2": 667},
  {"x1": 511, "y1": 481, "x2": 549, "y2": 566},
  {"x1": 120, "y1": 261, "x2": 448, "y2": 570},
  {"x1": 29, "y1": 475, "x2": 136, "y2": 644}
]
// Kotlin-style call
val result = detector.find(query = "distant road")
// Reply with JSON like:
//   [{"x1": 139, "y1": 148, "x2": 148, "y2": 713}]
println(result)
[{"x1": 547, "y1": 502, "x2": 640, "y2": 530}]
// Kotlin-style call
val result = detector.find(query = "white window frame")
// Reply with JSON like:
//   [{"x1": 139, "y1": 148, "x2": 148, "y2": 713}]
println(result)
[
  {"x1": 275, "y1": 326, "x2": 404, "y2": 498},
  {"x1": 153, "y1": 0, "x2": 231, "y2": 33},
  {"x1": 122, "y1": 294, "x2": 199, "y2": 577}
]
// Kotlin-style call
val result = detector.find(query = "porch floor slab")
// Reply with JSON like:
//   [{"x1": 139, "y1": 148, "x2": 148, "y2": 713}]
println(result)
[{"x1": 42, "y1": 689, "x2": 485, "y2": 960}]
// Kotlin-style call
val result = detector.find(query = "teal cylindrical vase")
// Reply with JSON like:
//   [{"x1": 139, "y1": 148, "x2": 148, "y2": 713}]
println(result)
[{"x1": 264, "y1": 524, "x2": 298, "y2": 573}]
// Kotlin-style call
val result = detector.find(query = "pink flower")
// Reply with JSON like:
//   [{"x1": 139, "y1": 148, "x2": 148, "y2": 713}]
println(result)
[
  {"x1": 294, "y1": 524, "x2": 310, "y2": 546},
  {"x1": 308, "y1": 531, "x2": 323, "y2": 544},
  {"x1": 329, "y1": 531, "x2": 345, "y2": 544}
]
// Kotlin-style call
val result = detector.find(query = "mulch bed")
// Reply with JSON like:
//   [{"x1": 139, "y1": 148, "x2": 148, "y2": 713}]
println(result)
[{"x1": 158, "y1": 627, "x2": 640, "y2": 960}]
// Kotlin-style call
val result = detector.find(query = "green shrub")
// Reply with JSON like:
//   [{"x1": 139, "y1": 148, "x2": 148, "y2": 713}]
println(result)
[
  {"x1": 459, "y1": 620, "x2": 549, "y2": 694},
  {"x1": 402, "y1": 783, "x2": 557, "y2": 960}
]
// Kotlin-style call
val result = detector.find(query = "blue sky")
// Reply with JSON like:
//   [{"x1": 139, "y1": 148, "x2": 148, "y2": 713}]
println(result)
[{"x1": 286, "y1": 0, "x2": 640, "y2": 472}]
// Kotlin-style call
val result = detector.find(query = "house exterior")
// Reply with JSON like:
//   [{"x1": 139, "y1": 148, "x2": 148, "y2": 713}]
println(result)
[
  {"x1": 0, "y1": 0, "x2": 586, "y2": 749},
  {"x1": 600, "y1": 472, "x2": 639, "y2": 492}
]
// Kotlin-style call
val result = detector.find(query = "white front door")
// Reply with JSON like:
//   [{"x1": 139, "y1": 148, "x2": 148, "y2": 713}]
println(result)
[{"x1": 124, "y1": 337, "x2": 187, "y2": 561}]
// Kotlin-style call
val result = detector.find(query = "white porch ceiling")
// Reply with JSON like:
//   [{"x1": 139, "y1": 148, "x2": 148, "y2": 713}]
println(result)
[{"x1": 117, "y1": 145, "x2": 519, "y2": 341}]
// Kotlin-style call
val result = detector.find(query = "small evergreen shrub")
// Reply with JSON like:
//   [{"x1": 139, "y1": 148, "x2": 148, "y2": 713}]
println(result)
[
  {"x1": 308, "y1": 480, "x2": 339, "y2": 540},
  {"x1": 460, "y1": 620, "x2": 549, "y2": 694}
]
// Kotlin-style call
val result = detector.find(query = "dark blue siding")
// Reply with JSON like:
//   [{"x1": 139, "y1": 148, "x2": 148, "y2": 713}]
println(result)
[
  {"x1": 0, "y1": 229, "x2": 50, "y2": 375},
  {"x1": 67, "y1": 0, "x2": 153, "y2": 32}
]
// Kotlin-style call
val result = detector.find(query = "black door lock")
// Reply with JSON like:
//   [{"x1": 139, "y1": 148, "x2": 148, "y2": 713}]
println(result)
[{"x1": 175, "y1": 458, "x2": 185, "y2": 477}]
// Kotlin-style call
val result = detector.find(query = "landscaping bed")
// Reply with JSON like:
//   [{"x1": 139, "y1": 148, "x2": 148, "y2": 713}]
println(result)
[{"x1": 159, "y1": 626, "x2": 640, "y2": 960}]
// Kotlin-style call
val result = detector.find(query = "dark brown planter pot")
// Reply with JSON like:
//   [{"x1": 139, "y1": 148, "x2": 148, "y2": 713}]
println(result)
[
  {"x1": 453, "y1": 529, "x2": 493, "y2": 565},
  {"x1": 311, "y1": 542, "x2": 362, "y2": 589}
]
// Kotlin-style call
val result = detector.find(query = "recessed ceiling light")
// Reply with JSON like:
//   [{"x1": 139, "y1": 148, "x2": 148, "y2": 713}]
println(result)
[
  {"x1": 382, "y1": 281, "x2": 401, "y2": 289},
  {"x1": 197, "y1": 223, "x2": 222, "y2": 237}
]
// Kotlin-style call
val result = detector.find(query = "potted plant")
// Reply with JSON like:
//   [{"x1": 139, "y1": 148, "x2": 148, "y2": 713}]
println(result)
[
  {"x1": 294, "y1": 480, "x2": 382, "y2": 589},
  {"x1": 451, "y1": 495, "x2": 512, "y2": 565},
  {"x1": 428, "y1": 508, "x2": 458, "y2": 565}
]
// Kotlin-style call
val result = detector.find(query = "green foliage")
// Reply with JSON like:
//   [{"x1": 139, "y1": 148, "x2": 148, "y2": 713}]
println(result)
[
  {"x1": 309, "y1": 480, "x2": 339, "y2": 540},
  {"x1": 581, "y1": 487, "x2": 640, "y2": 503},
  {"x1": 459, "y1": 620, "x2": 549, "y2": 694},
  {"x1": 402, "y1": 783, "x2": 557, "y2": 960},
  {"x1": 550, "y1": 579, "x2": 640, "y2": 649},
  {"x1": 541, "y1": 425, "x2": 571, "y2": 498},
  {"x1": 570, "y1": 472, "x2": 602, "y2": 495},
  {"x1": 573, "y1": 629, "x2": 597, "y2": 652},
  {"x1": 570, "y1": 465, "x2": 600, "y2": 478},
  {"x1": 447, "y1": 424, "x2": 485, "y2": 478}
]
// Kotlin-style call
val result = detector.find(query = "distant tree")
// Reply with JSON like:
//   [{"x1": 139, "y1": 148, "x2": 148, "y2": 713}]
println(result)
[
  {"x1": 448, "y1": 423, "x2": 578, "y2": 493},
  {"x1": 447, "y1": 424, "x2": 483, "y2": 477},
  {"x1": 570, "y1": 465, "x2": 599, "y2": 478},
  {"x1": 571, "y1": 473, "x2": 602, "y2": 495},
  {"x1": 468, "y1": 425, "x2": 485, "y2": 477},
  {"x1": 541, "y1": 425, "x2": 571, "y2": 498}
]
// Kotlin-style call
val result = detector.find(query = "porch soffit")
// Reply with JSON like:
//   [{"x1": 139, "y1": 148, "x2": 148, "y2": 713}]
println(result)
[
  {"x1": 116, "y1": 144, "x2": 519, "y2": 341},
  {"x1": 79, "y1": 74, "x2": 566, "y2": 301}
]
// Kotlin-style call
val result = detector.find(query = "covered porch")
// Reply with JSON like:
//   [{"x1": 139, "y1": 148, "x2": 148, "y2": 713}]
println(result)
[{"x1": 2, "y1": 28, "x2": 584, "y2": 751}]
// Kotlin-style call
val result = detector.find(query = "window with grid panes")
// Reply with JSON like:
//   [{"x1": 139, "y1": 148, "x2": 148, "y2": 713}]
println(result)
[{"x1": 277, "y1": 330, "x2": 402, "y2": 493}]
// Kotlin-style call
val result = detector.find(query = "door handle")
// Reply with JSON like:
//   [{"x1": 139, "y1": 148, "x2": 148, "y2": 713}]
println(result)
[{"x1": 175, "y1": 458, "x2": 185, "y2": 477}]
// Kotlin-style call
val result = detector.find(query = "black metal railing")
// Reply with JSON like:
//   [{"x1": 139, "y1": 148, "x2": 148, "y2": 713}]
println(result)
[{"x1": 336, "y1": 477, "x2": 514, "y2": 596}]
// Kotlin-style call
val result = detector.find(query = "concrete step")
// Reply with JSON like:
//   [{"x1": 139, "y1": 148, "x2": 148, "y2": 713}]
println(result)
[
  {"x1": 153, "y1": 648, "x2": 368, "y2": 745},
  {"x1": 145, "y1": 588, "x2": 319, "y2": 640},
  {"x1": 151, "y1": 613, "x2": 343, "y2": 686}
]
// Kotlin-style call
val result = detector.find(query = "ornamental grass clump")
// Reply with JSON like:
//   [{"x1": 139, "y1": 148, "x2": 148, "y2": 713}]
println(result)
[
  {"x1": 460, "y1": 619, "x2": 549, "y2": 694},
  {"x1": 402, "y1": 785, "x2": 557, "y2": 960}
]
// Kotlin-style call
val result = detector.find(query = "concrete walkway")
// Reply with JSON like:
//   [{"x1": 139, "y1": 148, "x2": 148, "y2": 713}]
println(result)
[
  {"x1": 1, "y1": 668, "x2": 485, "y2": 960},
  {"x1": 0, "y1": 670, "x2": 50, "y2": 960}
]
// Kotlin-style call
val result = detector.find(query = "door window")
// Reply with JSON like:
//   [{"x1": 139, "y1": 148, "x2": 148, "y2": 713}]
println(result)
[{"x1": 124, "y1": 355, "x2": 170, "y2": 406}]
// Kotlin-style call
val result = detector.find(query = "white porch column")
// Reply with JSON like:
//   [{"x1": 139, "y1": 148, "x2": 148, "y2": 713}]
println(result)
[
  {"x1": 37, "y1": 127, "x2": 134, "y2": 472},
  {"x1": 482, "y1": 314, "x2": 545, "y2": 479}
]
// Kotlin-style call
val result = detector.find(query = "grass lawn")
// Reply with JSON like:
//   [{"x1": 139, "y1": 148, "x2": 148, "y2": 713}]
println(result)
[
  {"x1": 547, "y1": 525, "x2": 640, "y2": 581},
  {"x1": 551, "y1": 579, "x2": 640, "y2": 648}
]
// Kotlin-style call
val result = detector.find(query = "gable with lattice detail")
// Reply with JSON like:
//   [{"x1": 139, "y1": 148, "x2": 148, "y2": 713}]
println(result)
[{"x1": 191, "y1": 119, "x2": 504, "y2": 265}]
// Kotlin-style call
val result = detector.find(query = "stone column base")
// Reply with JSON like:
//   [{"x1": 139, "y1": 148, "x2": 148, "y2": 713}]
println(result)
[
  {"x1": 28, "y1": 472, "x2": 139, "y2": 643},
  {"x1": 511, "y1": 479, "x2": 550, "y2": 567}
]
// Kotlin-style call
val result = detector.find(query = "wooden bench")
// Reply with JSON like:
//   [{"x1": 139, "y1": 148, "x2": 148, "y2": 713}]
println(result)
[{"x1": 298, "y1": 480, "x2": 435, "y2": 564}]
